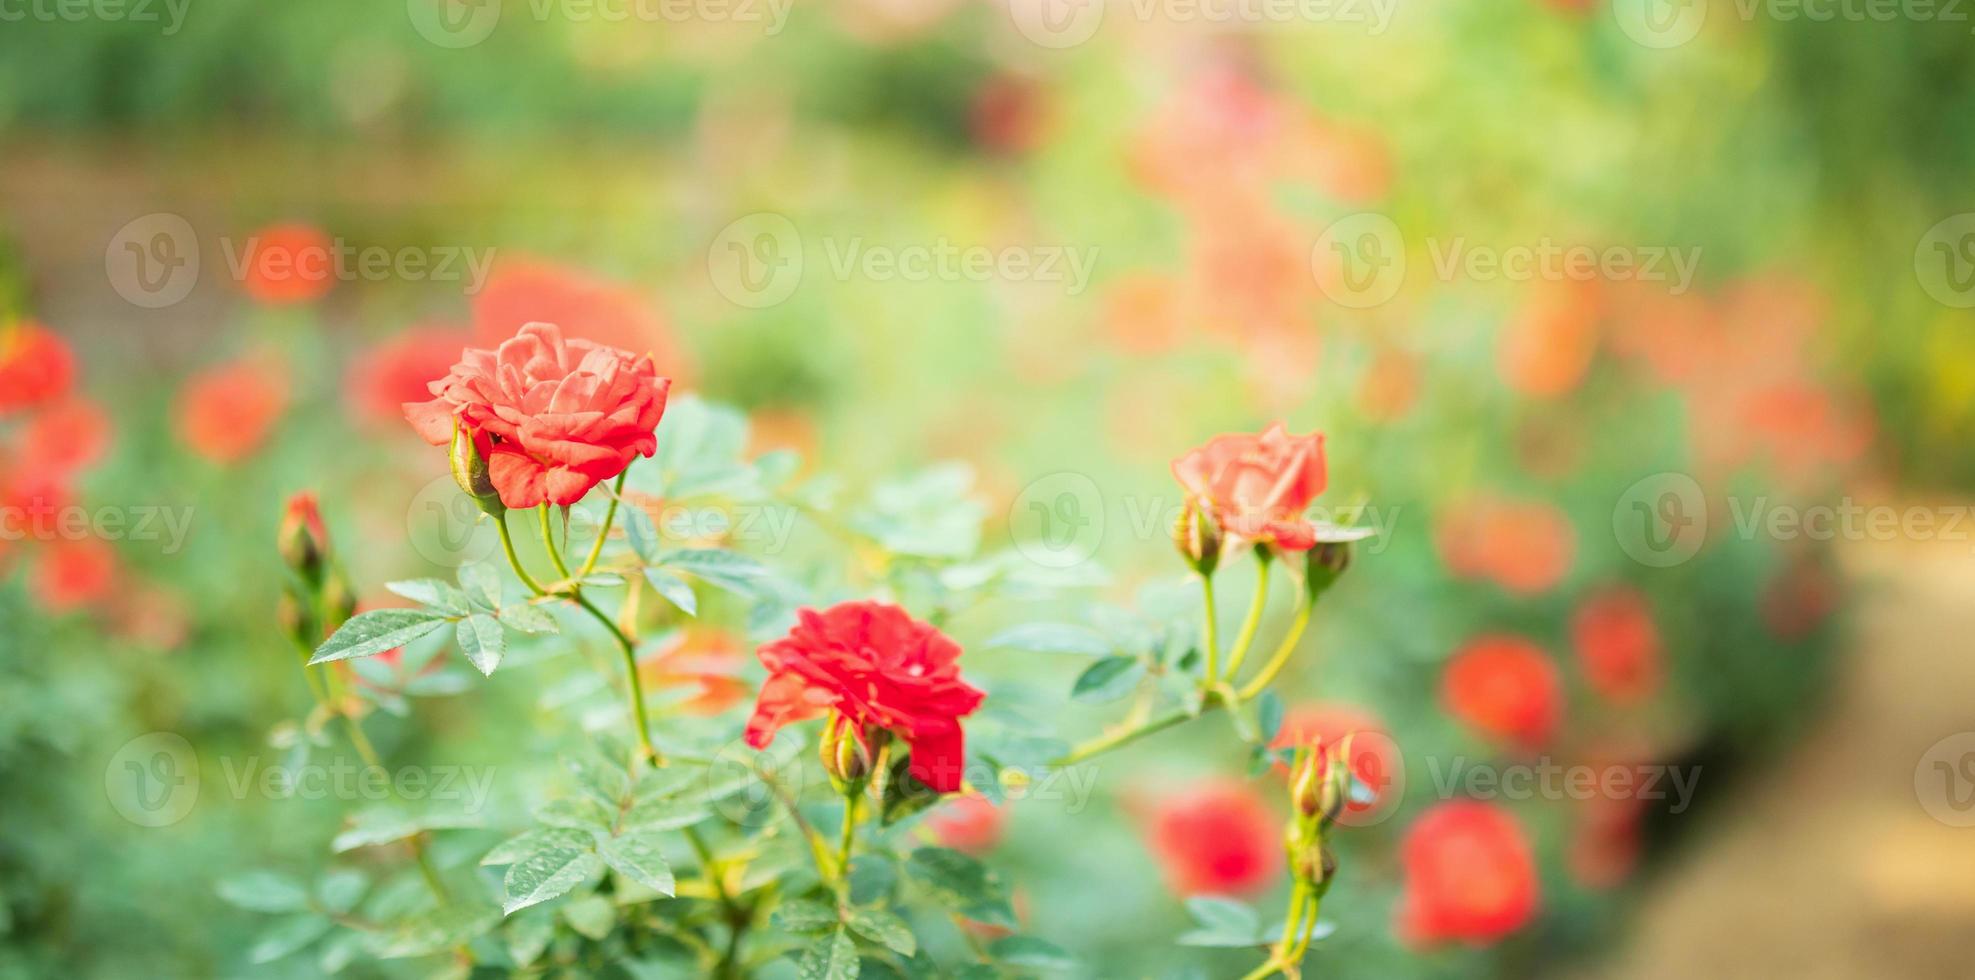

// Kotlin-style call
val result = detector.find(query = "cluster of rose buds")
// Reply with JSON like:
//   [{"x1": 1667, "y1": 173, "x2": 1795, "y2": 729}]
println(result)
[{"x1": 1285, "y1": 738, "x2": 1351, "y2": 892}]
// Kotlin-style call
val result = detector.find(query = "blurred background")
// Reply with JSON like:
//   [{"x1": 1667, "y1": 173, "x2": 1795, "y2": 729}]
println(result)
[{"x1": 2, "y1": 0, "x2": 1974, "y2": 976}]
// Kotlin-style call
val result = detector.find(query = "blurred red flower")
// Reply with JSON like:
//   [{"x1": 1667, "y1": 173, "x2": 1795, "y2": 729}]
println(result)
[
  {"x1": 175, "y1": 355, "x2": 289, "y2": 464},
  {"x1": 472, "y1": 259, "x2": 689, "y2": 382},
  {"x1": 638, "y1": 627, "x2": 749, "y2": 716},
  {"x1": 1396, "y1": 801, "x2": 1539, "y2": 947},
  {"x1": 1144, "y1": 780, "x2": 1280, "y2": 897},
  {"x1": 1172, "y1": 422, "x2": 1327, "y2": 551},
  {"x1": 30, "y1": 537, "x2": 119, "y2": 613},
  {"x1": 240, "y1": 223, "x2": 335, "y2": 305},
  {"x1": 744, "y1": 601, "x2": 984, "y2": 793},
  {"x1": 18, "y1": 397, "x2": 111, "y2": 479},
  {"x1": 1443, "y1": 635, "x2": 1563, "y2": 751},
  {"x1": 0, "y1": 322, "x2": 75, "y2": 414},
  {"x1": 1498, "y1": 279, "x2": 1599, "y2": 399},
  {"x1": 927, "y1": 794, "x2": 1005, "y2": 856},
  {"x1": 1435, "y1": 496, "x2": 1575, "y2": 595},
  {"x1": 344, "y1": 325, "x2": 473, "y2": 428},
  {"x1": 1571, "y1": 586, "x2": 1663, "y2": 704},
  {"x1": 404, "y1": 322, "x2": 671, "y2": 509}
]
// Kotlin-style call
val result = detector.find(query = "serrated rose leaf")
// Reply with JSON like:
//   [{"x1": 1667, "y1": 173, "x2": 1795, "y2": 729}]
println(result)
[
  {"x1": 597, "y1": 830, "x2": 675, "y2": 895},
  {"x1": 456, "y1": 614, "x2": 504, "y2": 676},
  {"x1": 502, "y1": 847, "x2": 601, "y2": 915},
  {"x1": 848, "y1": 907, "x2": 916, "y2": 957},
  {"x1": 311, "y1": 609, "x2": 452, "y2": 665}
]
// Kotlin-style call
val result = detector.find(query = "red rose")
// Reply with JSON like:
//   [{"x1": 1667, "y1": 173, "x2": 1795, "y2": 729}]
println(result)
[
  {"x1": 0, "y1": 322, "x2": 75, "y2": 415},
  {"x1": 1435, "y1": 496, "x2": 1576, "y2": 596},
  {"x1": 240, "y1": 223, "x2": 336, "y2": 305},
  {"x1": 175, "y1": 354, "x2": 289, "y2": 464},
  {"x1": 344, "y1": 325, "x2": 475, "y2": 429},
  {"x1": 31, "y1": 537, "x2": 119, "y2": 614},
  {"x1": 1396, "y1": 801, "x2": 1539, "y2": 947},
  {"x1": 1571, "y1": 586, "x2": 1662, "y2": 704},
  {"x1": 1143, "y1": 779, "x2": 1279, "y2": 897},
  {"x1": 404, "y1": 322, "x2": 671, "y2": 509},
  {"x1": 1171, "y1": 421, "x2": 1327, "y2": 550},
  {"x1": 19, "y1": 398, "x2": 111, "y2": 479},
  {"x1": 744, "y1": 601, "x2": 984, "y2": 793},
  {"x1": 1443, "y1": 635, "x2": 1563, "y2": 751},
  {"x1": 473, "y1": 259, "x2": 691, "y2": 384},
  {"x1": 927, "y1": 795, "x2": 1005, "y2": 856}
]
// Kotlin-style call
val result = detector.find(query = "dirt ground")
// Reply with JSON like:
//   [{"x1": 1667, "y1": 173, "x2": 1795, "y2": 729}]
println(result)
[{"x1": 1587, "y1": 531, "x2": 1975, "y2": 979}]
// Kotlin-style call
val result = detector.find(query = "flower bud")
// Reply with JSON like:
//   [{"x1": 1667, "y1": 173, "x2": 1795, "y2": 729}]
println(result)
[
  {"x1": 1290, "y1": 749, "x2": 1327, "y2": 819},
  {"x1": 449, "y1": 421, "x2": 506, "y2": 517},
  {"x1": 821, "y1": 714, "x2": 873, "y2": 789},
  {"x1": 277, "y1": 492, "x2": 329, "y2": 587},
  {"x1": 1305, "y1": 541, "x2": 1351, "y2": 599},
  {"x1": 1173, "y1": 499, "x2": 1222, "y2": 576}
]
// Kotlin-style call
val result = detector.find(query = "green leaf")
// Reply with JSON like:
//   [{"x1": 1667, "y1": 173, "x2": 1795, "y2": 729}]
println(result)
[
  {"x1": 315, "y1": 870, "x2": 367, "y2": 914},
  {"x1": 503, "y1": 847, "x2": 603, "y2": 915},
  {"x1": 1070, "y1": 656, "x2": 1145, "y2": 703},
  {"x1": 621, "y1": 503, "x2": 662, "y2": 564},
  {"x1": 877, "y1": 751, "x2": 941, "y2": 827},
  {"x1": 659, "y1": 548, "x2": 768, "y2": 595},
  {"x1": 562, "y1": 895, "x2": 616, "y2": 940},
  {"x1": 984, "y1": 623, "x2": 1112, "y2": 657},
  {"x1": 331, "y1": 808, "x2": 482, "y2": 853},
  {"x1": 499, "y1": 601, "x2": 559, "y2": 634},
  {"x1": 537, "y1": 796, "x2": 614, "y2": 832},
  {"x1": 598, "y1": 830, "x2": 675, "y2": 895},
  {"x1": 482, "y1": 827, "x2": 594, "y2": 866},
  {"x1": 456, "y1": 614, "x2": 505, "y2": 676},
  {"x1": 370, "y1": 903, "x2": 501, "y2": 959},
  {"x1": 566, "y1": 754, "x2": 632, "y2": 806},
  {"x1": 1256, "y1": 691, "x2": 1285, "y2": 744},
  {"x1": 504, "y1": 911, "x2": 555, "y2": 967},
  {"x1": 1177, "y1": 896, "x2": 1265, "y2": 947},
  {"x1": 847, "y1": 907, "x2": 916, "y2": 957},
  {"x1": 989, "y1": 935, "x2": 1076, "y2": 969},
  {"x1": 216, "y1": 871, "x2": 310, "y2": 912},
  {"x1": 311, "y1": 609, "x2": 452, "y2": 665},
  {"x1": 904, "y1": 848, "x2": 1014, "y2": 928},
  {"x1": 797, "y1": 927, "x2": 860, "y2": 980},
  {"x1": 457, "y1": 562, "x2": 503, "y2": 610},
  {"x1": 386, "y1": 578, "x2": 470, "y2": 615},
  {"x1": 622, "y1": 796, "x2": 712, "y2": 833},
  {"x1": 248, "y1": 913, "x2": 333, "y2": 963},
  {"x1": 773, "y1": 897, "x2": 840, "y2": 934},
  {"x1": 643, "y1": 569, "x2": 699, "y2": 616}
]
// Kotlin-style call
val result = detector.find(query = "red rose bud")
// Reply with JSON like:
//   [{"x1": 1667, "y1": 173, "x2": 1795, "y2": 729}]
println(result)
[
  {"x1": 1305, "y1": 541, "x2": 1351, "y2": 598},
  {"x1": 1173, "y1": 498, "x2": 1223, "y2": 576},
  {"x1": 449, "y1": 421, "x2": 506, "y2": 516},
  {"x1": 278, "y1": 492, "x2": 330, "y2": 586}
]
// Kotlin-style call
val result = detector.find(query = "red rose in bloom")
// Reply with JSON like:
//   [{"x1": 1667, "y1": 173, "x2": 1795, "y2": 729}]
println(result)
[
  {"x1": 1443, "y1": 636, "x2": 1563, "y2": 752},
  {"x1": 1144, "y1": 780, "x2": 1280, "y2": 897},
  {"x1": 241, "y1": 223, "x2": 335, "y2": 305},
  {"x1": 0, "y1": 323, "x2": 75, "y2": 414},
  {"x1": 1171, "y1": 422, "x2": 1327, "y2": 550},
  {"x1": 31, "y1": 537, "x2": 119, "y2": 613},
  {"x1": 344, "y1": 325, "x2": 475, "y2": 428},
  {"x1": 473, "y1": 260, "x2": 690, "y2": 383},
  {"x1": 404, "y1": 322, "x2": 670, "y2": 509},
  {"x1": 176, "y1": 355, "x2": 289, "y2": 464},
  {"x1": 927, "y1": 795, "x2": 1005, "y2": 856},
  {"x1": 1272, "y1": 703, "x2": 1401, "y2": 824},
  {"x1": 745, "y1": 601, "x2": 985, "y2": 793},
  {"x1": 1396, "y1": 801, "x2": 1539, "y2": 947},
  {"x1": 1571, "y1": 586, "x2": 1662, "y2": 704}
]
